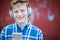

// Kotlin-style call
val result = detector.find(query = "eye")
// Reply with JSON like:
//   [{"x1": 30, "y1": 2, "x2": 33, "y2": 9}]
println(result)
[
  {"x1": 14, "y1": 10, "x2": 18, "y2": 13},
  {"x1": 21, "y1": 10, "x2": 25, "y2": 12}
]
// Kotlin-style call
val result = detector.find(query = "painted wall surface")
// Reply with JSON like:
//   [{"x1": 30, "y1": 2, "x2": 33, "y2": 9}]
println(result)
[{"x1": 0, "y1": 0, "x2": 60, "y2": 40}]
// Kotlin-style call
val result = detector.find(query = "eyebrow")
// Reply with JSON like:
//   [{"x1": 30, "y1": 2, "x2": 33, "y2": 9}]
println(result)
[{"x1": 13, "y1": 1, "x2": 28, "y2": 5}]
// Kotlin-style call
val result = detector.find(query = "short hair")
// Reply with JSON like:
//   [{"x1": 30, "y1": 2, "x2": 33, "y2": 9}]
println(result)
[
  {"x1": 11, "y1": 0, "x2": 28, "y2": 4},
  {"x1": 10, "y1": 0, "x2": 29, "y2": 10}
]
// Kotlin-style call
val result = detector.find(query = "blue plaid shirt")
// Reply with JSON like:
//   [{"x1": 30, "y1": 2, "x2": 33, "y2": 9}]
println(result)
[{"x1": 0, "y1": 22, "x2": 43, "y2": 40}]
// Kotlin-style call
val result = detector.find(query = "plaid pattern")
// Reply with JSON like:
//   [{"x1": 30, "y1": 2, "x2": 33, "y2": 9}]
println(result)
[{"x1": 0, "y1": 22, "x2": 43, "y2": 40}]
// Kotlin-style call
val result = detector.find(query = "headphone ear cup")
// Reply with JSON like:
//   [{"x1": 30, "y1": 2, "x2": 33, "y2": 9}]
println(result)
[
  {"x1": 28, "y1": 7, "x2": 32, "y2": 16},
  {"x1": 9, "y1": 10, "x2": 14, "y2": 18}
]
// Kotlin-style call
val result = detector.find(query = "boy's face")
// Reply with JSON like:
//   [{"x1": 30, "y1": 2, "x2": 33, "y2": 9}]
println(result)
[{"x1": 12, "y1": 3, "x2": 28, "y2": 23}]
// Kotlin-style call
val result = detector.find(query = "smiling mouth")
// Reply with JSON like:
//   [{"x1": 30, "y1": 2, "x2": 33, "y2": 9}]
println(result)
[{"x1": 17, "y1": 16, "x2": 24, "y2": 19}]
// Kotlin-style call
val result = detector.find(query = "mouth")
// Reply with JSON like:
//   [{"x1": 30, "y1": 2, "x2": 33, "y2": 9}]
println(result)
[{"x1": 17, "y1": 16, "x2": 24, "y2": 19}]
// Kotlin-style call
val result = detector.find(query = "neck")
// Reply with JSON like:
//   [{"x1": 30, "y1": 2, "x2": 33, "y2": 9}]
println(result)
[{"x1": 17, "y1": 20, "x2": 28, "y2": 30}]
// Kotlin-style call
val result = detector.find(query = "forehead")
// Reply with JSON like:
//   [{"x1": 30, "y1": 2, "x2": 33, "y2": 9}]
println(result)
[
  {"x1": 12, "y1": 3, "x2": 27, "y2": 7},
  {"x1": 12, "y1": 3, "x2": 27, "y2": 9}
]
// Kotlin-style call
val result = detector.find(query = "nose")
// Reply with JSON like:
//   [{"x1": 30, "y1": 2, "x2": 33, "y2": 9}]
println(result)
[{"x1": 18, "y1": 11, "x2": 22, "y2": 16}]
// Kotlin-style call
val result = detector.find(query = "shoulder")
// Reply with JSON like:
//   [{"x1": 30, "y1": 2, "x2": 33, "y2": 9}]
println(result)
[
  {"x1": 1, "y1": 22, "x2": 16, "y2": 32},
  {"x1": 4, "y1": 23, "x2": 14, "y2": 29},
  {"x1": 28, "y1": 22, "x2": 41, "y2": 31},
  {"x1": 30, "y1": 24, "x2": 43, "y2": 34},
  {"x1": 31, "y1": 24, "x2": 42, "y2": 31},
  {"x1": 29, "y1": 24, "x2": 43, "y2": 37}
]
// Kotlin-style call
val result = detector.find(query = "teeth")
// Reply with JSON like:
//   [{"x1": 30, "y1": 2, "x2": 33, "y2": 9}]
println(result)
[{"x1": 17, "y1": 16, "x2": 25, "y2": 19}]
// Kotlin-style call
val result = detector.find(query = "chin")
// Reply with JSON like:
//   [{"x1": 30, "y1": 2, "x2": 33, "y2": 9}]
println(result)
[{"x1": 17, "y1": 20, "x2": 25, "y2": 23}]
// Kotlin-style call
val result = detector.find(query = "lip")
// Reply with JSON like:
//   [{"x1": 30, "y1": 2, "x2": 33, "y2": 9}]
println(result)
[
  {"x1": 17, "y1": 16, "x2": 24, "y2": 19},
  {"x1": 17, "y1": 17, "x2": 23, "y2": 19}
]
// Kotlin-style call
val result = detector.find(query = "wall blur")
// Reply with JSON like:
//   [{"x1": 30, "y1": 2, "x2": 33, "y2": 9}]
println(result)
[{"x1": 0, "y1": 0, "x2": 60, "y2": 40}]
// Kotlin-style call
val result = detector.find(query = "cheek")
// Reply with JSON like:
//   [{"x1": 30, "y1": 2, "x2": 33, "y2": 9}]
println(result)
[
  {"x1": 13, "y1": 14, "x2": 18, "y2": 18},
  {"x1": 24, "y1": 13, "x2": 28, "y2": 17}
]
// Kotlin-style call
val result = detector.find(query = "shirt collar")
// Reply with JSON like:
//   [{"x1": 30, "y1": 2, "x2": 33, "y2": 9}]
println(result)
[{"x1": 14, "y1": 21, "x2": 31, "y2": 31}]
